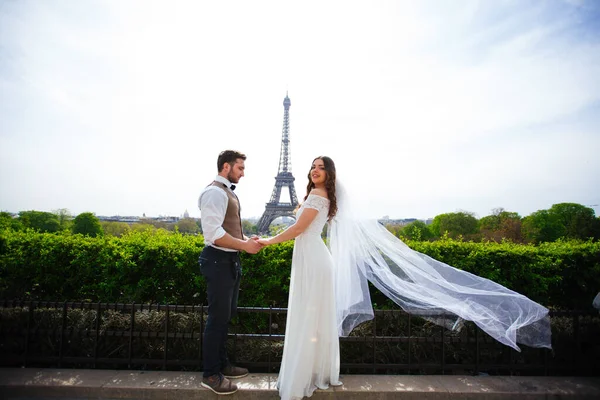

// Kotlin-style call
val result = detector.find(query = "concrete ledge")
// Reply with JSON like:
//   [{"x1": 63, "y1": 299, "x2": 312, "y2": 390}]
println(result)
[{"x1": 1, "y1": 368, "x2": 599, "y2": 399}]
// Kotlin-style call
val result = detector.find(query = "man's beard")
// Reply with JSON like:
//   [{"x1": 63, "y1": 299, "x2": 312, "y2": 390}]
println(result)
[{"x1": 227, "y1": 171, "x2": 238, "y2": 184}]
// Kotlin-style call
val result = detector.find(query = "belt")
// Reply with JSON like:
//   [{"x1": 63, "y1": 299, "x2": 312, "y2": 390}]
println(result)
[{"x1": 204, "y1": 245, "x2": 240, "y2": 260}]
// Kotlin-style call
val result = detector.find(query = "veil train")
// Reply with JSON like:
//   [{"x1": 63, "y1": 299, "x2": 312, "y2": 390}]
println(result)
[{"x1": 327, "y1": 181, "x2": 551, "y2": 351}]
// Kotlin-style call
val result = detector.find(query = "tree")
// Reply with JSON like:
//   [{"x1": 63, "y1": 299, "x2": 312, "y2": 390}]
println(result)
[
  {"x1": 101, "y1": 221, "x2": 130, "y2": 237},
  {"x1": 479, "y1": 208, "x2": 523, "y2": 242},
  {"x1": 522, "y1": 203, "x2": 598, "y2": 243},
  {"x1": 176, "y1": 218, "x2": 199, "y2": 234},
  {"x1": 522, "y1": 210, "x2": 563, "y2": 243},
  {"x1": 497, "y1": 215, "x2": 523, "y2": 242},
  {"x1": 430, "y1": 212, "x2": 478, "y2": 238},
  {"x1": 479, "y1": 215, "x2": 499, "y2": 231},
  {"x1": 242, "y1": 220, "x2": 258, "y2": 236},
  {"x1": 72, "y1": 212, "x2": 103, "y2": 237},
  {"x1": 0, "y1": 212, "x2": 23, "y2": 230},
  {"x1": 140, "y1": 218, "x2": 168, "y2": 230},
  {"x1": 399, "y1": 220, "x2": 433, "y2": 241},
  {"x1": 131, "y1": 223, "x2": 157, "y2": 232},
  {"x1": 269, "y1": 224, "x2": 287, "y2": 236},
  {"x1": 18, "y1": 210, "x2": 61, "y2": 233},
  {"x1": 548, "y1": 203, "x2": 598, "y2": 240},
  {"x1": 53, "y1": 208, "x2": 72, "y2": 230},
  {"x1": 385, "y1": 224, "x2": 402, "y2": 237}
]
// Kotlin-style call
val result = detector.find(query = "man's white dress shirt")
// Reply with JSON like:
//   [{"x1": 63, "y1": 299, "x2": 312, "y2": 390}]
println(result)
[{"x1": 198, "y1": 175, "x2": 238, "y2": 252}]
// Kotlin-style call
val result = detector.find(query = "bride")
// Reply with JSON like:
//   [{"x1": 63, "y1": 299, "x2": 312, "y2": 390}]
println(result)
[
  {"x1": 258, "y1": 156, "x2": 342, "y2": 399},
  {"x1": 259, "y1": 156, "x2": 551, "y2": 400}
]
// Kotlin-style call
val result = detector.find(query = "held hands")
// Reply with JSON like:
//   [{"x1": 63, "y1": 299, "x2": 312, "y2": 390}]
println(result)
[
  {"x1": 257, "y1": 238, "x2": 272, "y2": 247},
  {"x1": 243, "y1": 236, "x2": 274, "y2": 254},
  {"x1": 244, "y1": 236, "x2": 263, "y2": 254}
]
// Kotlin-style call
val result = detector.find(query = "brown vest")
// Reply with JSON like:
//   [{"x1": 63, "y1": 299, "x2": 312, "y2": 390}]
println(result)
[{"x1": 209, "y1": 181, "x2": 243, "y2": 240}]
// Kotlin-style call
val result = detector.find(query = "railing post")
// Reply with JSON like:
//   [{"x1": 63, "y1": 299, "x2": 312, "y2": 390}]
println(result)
[
  {"x1": 58, "y1": 301, "x2": 68, "y2": 367},
  {"x1": 362, "y1": 319, "x2": 367, "y2": 369},
  {"x1": 199, "y1": 304, "x2": 204, "y2": 369},
  {"x1": 475, "y1": 326, "x2": 480, "y2": 375},
  {"x1": 94, "y1": 302, "x2": 101, "y2": 368},
  {"x1": 164, "y1": 304, "x2": 170, "y2": 370},
  {"x1": 441, "y1": 312, "x2": 445, "y2": 375},
  {"x1": 268, "y1": 306, "x2": 273, "y2": 372},
  {"x1": 233, "y1": 305, "x2": 238, "y2": 365},
  {"x1": 543, "y1": 347, "x2": 549, "y2": 376},
  {"x1": 372, "y1": 312, "x2": 377, "y2": 374},
  {"x1": 407, "y1": 313, "x2": 412, "y2": 373},
  {"x1": 574, "y1": 311, "x2": 580, "y2": 374},
  {"x1": 128, "y1": 302, "x2": 135, "y2": 368},
  {"x1": 24, "y1": 301, "x2": 35, "y2": 367},
  {"x1": 509, "y1": 345, "x2": 514, "y2": 375}
]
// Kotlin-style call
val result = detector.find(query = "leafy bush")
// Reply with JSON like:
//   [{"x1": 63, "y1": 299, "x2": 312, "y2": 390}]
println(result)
[{"x1": 1, "y1": 229, "x2": 599, "y2": 309}]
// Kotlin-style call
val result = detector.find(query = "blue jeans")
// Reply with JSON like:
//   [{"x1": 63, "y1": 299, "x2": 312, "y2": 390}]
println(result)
[{"x1": 199, "y1": 246, "x2": 242, "y2": 377}]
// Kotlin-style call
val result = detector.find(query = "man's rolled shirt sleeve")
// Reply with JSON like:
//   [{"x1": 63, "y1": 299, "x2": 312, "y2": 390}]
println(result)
[{"x1": 199, "y1": 188, "x2": 228, "y2": 244}]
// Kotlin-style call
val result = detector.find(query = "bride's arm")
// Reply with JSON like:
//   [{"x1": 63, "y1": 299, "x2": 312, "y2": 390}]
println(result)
[{"x1": 259, "y1": 208, "x2": 319, "y2": 245}]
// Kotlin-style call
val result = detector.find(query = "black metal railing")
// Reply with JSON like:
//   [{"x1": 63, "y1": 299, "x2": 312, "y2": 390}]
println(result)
[{"x1": 1, "y1": 300, "x2": 598, "y2": 376}]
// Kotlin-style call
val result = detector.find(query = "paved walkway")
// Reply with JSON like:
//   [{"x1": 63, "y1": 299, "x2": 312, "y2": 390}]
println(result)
[{"x1": 1, "y1": 368, "x2": 599, "y2": 399}]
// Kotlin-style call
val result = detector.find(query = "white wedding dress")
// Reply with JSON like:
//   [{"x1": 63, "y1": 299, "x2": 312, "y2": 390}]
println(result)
[{"x1": 277, "y1": 194, "x2": 342, "y2": 400}]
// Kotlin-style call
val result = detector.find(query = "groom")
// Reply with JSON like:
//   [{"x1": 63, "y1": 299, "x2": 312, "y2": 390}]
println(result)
[{"x1": 198, "y1": 150, "x2": 262, "y2": 395}]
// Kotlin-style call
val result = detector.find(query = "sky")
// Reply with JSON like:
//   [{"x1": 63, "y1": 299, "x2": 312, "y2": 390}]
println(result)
[{"x1": 1, "y1": 0, "x2": 599, "y2": 221}]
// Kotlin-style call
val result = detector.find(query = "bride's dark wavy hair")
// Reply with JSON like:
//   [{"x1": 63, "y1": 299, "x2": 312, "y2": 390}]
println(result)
[{"x1": 305, "y1": 156, "x2": 337, "y2": 220}]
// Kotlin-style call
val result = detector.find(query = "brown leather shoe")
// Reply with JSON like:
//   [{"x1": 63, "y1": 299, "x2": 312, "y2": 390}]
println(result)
[
  {"x1": 201, "y1": 374, "x2": 238, "y2": 395},
  {"x1": 221, "y1": 364, "x2": 249, "y2": 379}
]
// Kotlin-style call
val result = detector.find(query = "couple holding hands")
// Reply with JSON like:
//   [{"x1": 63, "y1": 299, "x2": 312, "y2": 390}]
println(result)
[{"x1": 198, "y1": 150, "x2": 339, "y2": 398}]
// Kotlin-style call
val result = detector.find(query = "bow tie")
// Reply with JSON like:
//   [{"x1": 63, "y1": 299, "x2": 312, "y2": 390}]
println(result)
[{"x1": 230, "y1": 184, "x2": 236, "y2": 191}]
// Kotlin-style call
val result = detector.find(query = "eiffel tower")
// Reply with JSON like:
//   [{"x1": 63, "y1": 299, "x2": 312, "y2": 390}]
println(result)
[{"x1": 256, "y1": 93, "x2": 299, "y2": 234}]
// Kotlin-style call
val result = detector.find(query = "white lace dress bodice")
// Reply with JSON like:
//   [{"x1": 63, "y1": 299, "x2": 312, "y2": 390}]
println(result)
[{"x1": 296, "y1": 194, "x2": 330, "y2": 236}]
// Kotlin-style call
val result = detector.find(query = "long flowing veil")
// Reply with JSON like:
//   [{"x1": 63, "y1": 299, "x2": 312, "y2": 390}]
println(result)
[{"x1": 327, "y1": 180, "x2": 551, "y2": 351}]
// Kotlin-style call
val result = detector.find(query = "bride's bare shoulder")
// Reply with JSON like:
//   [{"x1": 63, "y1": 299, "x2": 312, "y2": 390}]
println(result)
[{"x1": 309, "y1": 188, "x2": 328, "y2": 199}]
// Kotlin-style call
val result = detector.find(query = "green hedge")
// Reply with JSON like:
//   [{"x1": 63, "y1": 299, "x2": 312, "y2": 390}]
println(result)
[
  {"x1": 1, "y1": 229, "x2": 599, "y2": 309},
  {"x1": 0, "y1": 229, "x2": 205, "y2": 304}
]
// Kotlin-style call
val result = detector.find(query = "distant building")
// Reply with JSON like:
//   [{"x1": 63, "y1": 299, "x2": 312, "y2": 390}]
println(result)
[
  {"x1": 153, "y1": 216, "x2": 179, "y2": 223},
  {"x1": 378, "y1": 217, "x2": 434, "y2": 227},
  {"x1": 378, "y1": 217, "x2": 417, "y2": 227},
  {"x1": 98, "y1": 215, "x2": 141, "y2": 223},
  {"x1": 97, "y1": 215, "x2": 180, "y2": 224}
]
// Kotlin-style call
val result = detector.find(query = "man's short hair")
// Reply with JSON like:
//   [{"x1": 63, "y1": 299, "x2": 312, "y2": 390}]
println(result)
[{"x1": 217, "y1": 150, "x2": 246, "y2": 172}]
